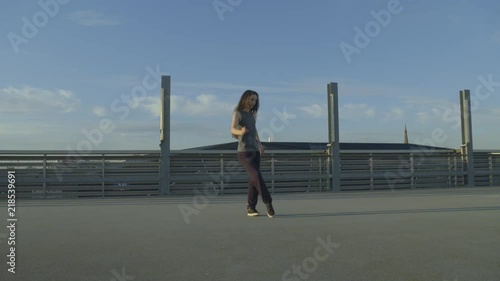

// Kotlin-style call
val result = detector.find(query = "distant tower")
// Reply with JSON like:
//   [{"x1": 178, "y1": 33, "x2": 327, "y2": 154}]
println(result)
[{"x1": 404, "y1": 124, "x2": 409, "y2": 144}]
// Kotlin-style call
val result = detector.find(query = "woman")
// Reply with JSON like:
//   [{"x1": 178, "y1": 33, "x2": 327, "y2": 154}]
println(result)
[{"x1": 231, "y1": 90, "x2": 275, "y2": 218}]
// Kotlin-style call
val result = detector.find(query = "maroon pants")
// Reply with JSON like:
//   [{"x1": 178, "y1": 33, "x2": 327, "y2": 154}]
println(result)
[{"x1": 237, "y1": 151, "x2": 272, "y2": 208}]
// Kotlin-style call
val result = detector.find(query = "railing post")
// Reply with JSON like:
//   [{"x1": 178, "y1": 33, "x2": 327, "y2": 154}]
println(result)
[
  {"x1": 327, "y1": 82, "x2": 341, "y2": 192},
  {"x1": 43, "y1": 153, "x2": 47, "y2": 199},
  {"x1": 319, "y1": 157, "x2": 322, "y2": 192},
  {"x1": 460, "y1": 89, "x2": 475, "y2": 187},
  {"x1": 159, "y1": 75, "x2": 171, "y2": 195},
  {"x1": 489, "y1": 155, "x2": 493, "y2": 186},
  {"x1": 369, "y1": 154, "x2": 374, "y2": 190},
  {"x1": 307, "y1": 156, "x2": 312, "y2": 192},
  {"x1": 102, "y1": 153, "x2": 105, "y2": 197},
  {"x1": 462, "y1": 154, "x2": 466, "y2": 186},
  {"x1": 447, "y1": 155, "x2": 452, "y2": 187},
  {"x1": 410, "y1": 154, "x2": 415, "y2": 189},
  {"x1": 326, "y1": 153, "x2": 330, "y2": 191},
  {"x1": 220, "y1": 154, "x2": 224, "y2": 194},
  {"x1": 271, "y1": 154, "x2": 275, "y2": 193}
]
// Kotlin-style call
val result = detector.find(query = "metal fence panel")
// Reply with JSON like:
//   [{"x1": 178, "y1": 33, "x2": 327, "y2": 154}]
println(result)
[{"x1": 1, "y1": 149, "x2": 499, "y2": 199}]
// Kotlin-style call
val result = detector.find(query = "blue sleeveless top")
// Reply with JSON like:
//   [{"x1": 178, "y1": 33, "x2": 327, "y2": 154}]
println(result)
[{"x1": 235, "y1": 111, "x2": 259, "y2": 152}]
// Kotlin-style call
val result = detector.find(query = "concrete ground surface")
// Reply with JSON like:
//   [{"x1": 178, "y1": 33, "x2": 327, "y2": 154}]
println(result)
[{"x1": 0, "y1": 187, "x2": 499, "y2": 281}]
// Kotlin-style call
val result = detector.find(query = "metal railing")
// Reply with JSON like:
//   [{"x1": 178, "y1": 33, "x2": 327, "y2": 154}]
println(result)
[
  {"x1": 474, "y1": 150, "x2": 500, "y2": 186},
  {"x1": 0, "y1": 151, "x2": 160, "y2": 199},
  {"x1": 1, "y1": 149, "x2": 499, "y2": 199},
  {"x1": 339, "y1": 150, "x2": 466, "y2": 190},
  {"x1": 170, "y1": 150, "x2": 330, "y2": 195}
]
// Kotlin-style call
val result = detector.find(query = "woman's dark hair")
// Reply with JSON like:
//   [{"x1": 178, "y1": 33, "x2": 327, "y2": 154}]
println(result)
[{"x1": 234, "y1": 90, "x2": 259, "y2": 115}]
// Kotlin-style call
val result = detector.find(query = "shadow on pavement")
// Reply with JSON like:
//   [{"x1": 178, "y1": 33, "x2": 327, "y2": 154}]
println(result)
[{"x1": 275, "y1": 206, "x2": 500, "y2": 218}]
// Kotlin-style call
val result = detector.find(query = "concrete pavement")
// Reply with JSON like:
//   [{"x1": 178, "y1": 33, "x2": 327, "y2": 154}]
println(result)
[{"x1": 1, "y1": 187, "x2": 499, "y2": 281}]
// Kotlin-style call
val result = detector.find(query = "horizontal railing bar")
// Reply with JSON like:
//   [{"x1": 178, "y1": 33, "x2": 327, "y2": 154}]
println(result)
[
  {"x1": 0, "y1": 150, "x2": 160, "y2": 155},
  {"x1": 340, "y1": 150, "x2": 457, "y2": 154},
  {"x1": 171, "y1": 150, "x2": 328, "y2": 154}
]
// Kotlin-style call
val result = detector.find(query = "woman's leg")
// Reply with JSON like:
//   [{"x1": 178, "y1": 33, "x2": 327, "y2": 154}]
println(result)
[
  {"x1": 241, "y1": 151, "x2": 272, "y2": 205},
  {"x1": 252, "y1": 152, "x2": 272, "y2": 204},
  {"x1": 251, "y1": 152, "x2": 274, "y2": 217},
  {"x1": 238, "y1": 152, "x2": 259, "y2": 209}
]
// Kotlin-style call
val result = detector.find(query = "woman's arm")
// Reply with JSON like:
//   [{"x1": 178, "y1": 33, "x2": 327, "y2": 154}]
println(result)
[{"x1": 231, "y1": 111, "x2": 247, "y2": 136}]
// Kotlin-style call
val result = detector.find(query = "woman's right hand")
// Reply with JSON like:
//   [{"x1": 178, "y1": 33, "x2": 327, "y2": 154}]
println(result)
[{"x1": 240, "y1": 126, "x2": 248, "y2": 135}]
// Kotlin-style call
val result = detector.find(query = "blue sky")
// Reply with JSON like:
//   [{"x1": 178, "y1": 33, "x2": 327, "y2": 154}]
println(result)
[{"x1": 1, "y1": 0, "x2": 499, "y2": 150}]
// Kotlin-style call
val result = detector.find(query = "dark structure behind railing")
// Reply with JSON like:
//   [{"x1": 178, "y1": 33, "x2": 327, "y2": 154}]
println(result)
[{"x1": 0, "y1": 149, "x2": 499, "y2": 199}]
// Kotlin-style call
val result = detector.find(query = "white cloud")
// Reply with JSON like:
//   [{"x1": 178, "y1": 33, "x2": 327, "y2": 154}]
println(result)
[
  {"x1": 140, "y1": 95, "x2": 187, "y2": 116},
  {"x1": 0, "y1": 86, "x2": 80, "y2": 113},
  {"x1": 92, "y1": 106, "x2": 108, "y2": 117},
  {"x1": 299, "y1": 104, "x2": 326, "y2": 118},
  {"x1": 431, "y1": 107, "x2": 445, "y2": 120},
  {"x1": 67, "y1": 11, "x2": 121, "y2": 27},
  {"x1": 279, "y1": 110, "x2": 297, "y2": 121},
  {"x1": 183, "y1": 94, "x2": 234, "y2": 116},
  {"x1": 140, "y1": 96, "x2": 162, "y2": 117},
  {"x1": 417, "y1": 112, "x2": 431, "y2": 123},
  {"x1": 384, "y1": 107, "x2": 404, "y2": 122},
  {"x1": 140, "y1": 94, "x2": 233, "y2": 117},
  {"x1": 340, "y1": 103, "x2": 375, "y2": 120}
]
